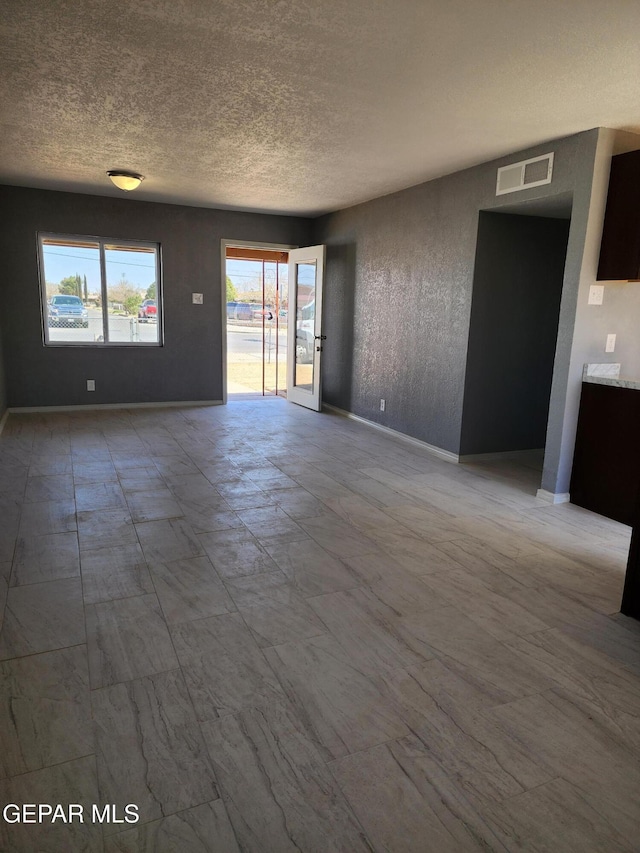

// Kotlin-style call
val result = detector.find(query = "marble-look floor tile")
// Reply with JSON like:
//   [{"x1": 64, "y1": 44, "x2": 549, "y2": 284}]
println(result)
[
  {"x1": 165, "y1": 472, "x2": 225, "y2": 502},
  {"x1": 297, "y1": 513, "x2": 377, "y2": 558},
  {"x1": 171, "y1": 612, "x2": 283, "y2": 720},
  {"x1": 151, "y1": 556, "x2": 236, "y2": 623},
  {"x1": 27, "y1": 454, "x2": 73, "y2": 476},
  {"x1": 489, "y1": 689, "x2": 640, "y2": 847},
  {"x1": 237, "y1": 505, "x2": 308, "y2": 545},
  {"x1": 126, "y1": 488, "x2": 184, "y2": 523},
  {"x1": 344, "y1": 556, "x2": 451, "y2": 616},
  {"x1": 330, "y1": 739, "x2": 507, "y2": 853},
  {"x1": 503, "y1": 627, "x2": 640, "y2": 747},
  {"x1": 399, "y1": 605, "x2": 555, "y2": 704},
  {"x1": 177, "y1": 496, "x2": 242, "y2": 534},
  {"x1": 80, "y1": 543, "x2": 154, "y2": 604},
  {"x1": 224, "y1": 571, "x2": 328, "y2": 647},
  {"x1": 563, "y1": 612, "x2": 640, "y2": 675},
  {"x1": 381, "y1": 502, "x2": 467, "y2": 543},
  {"x1": 289, "y1": 468, "x2": 353, "y2": 501},
  {"x1": 0, "y1": 756, "x2": 102, "y2": 853},
  {"x1": 265, "y1": 635, "x2": 409, "y2": 759},
  {"x1": 323, "y1": 493, "x2": 396, "y2": 531},
  {"x1": 201, "y1": 701, "x2": 374, "y2": 852},
  {"x1": 77, "y1": 507, "x2": 138, "y2": 551},
  {"x1": 119, "y1": 469, "x2": 167, "y2": 493},
  {"x1": 269, "y1": 486, "x2": 326, "y2": 519},
  {"x1": 11, "y1": 531, "x2": 80, "y2": 587},
  {"x1": 19, "y1": 499, "x2": 77, "y2": 536},
  {"x1": 75, "y1": 481, "x2": 128, "y2": 512},
  {"x1": 73, "y1": 460, "x2": 118, "y2": 485},
  {"x1": 154, "y1": 454, "x2": 201, "y2": 478},
  {"x1": 86, "y1": 593, "x2": 179, "y2": 687},
  {"x1": 483, "y1": 777, "x2": 633, "y2": 853},
  {"x1": 397, "y1": 656, "x2": 556, "y2": 791},
  {"x1": 308, "y1": 586, "x2": 432, "y2": 676},
  {"x1": 264, "y1": 538, "x2": 359, "y2": 597},
  {"x1": 93, "y1": 669, "x2": 218, "y2": 831},
  {"x1": 104, "y1": 800, "x2": 240, "y2": 853},
  {"x1": 419, "y1": 568, "x2": 550, "y2": 641},
  {"x1": 136, "y1": 517, "x2": 205, "y2": 563},
  {"x1": 24, "y1": 473, "x2": 74, "y2": 503},
  {"x1": 0, "y1": 645, "x2": 92, "y2": 778},
  {"x1": 199, "y1": 528, "x2": 279, "y2": 579},
  {"x1": 0, "y1": 578, "x2": 85, "y2": 660},
  {"x1": 365, "y1": 524, "x2": 469, "y2": 575},
  {"x1": 384, "y1": 663, "x2": 552, "y2": 798}
]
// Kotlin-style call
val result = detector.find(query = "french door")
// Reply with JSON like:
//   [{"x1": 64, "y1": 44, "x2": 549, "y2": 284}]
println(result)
[{"x1": 286, "y1": 245, "x2": 326, "y2": 411}]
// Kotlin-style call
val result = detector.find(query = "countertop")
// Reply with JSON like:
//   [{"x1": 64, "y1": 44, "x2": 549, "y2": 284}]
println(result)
[{"x1": 583, "y1": 375, "x2": 640, "y2": 390}]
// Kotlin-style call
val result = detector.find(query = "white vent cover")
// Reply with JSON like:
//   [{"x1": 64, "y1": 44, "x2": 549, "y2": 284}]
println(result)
[{"x1": 496, "y1": 153, "x2": 554, "y2": 196}]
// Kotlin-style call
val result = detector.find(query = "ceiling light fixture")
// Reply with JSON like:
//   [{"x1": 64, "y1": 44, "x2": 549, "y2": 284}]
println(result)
[{"x1": 107, "y1": 170, "x2": 145, "y2": 191}]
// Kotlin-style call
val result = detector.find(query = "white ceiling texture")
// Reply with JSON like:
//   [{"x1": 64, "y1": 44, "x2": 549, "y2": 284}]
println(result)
[{"x1": 2, "y1": 0, "x2": 640, "y2": 216}]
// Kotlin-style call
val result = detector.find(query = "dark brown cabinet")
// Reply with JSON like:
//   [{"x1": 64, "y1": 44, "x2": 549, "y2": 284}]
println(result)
[
  {"x1": 597, "y1": 149, "x2": 640, "y2": 281},
  {"x1": 570, "y1": 381, "x2": 640, "y2": 525}
]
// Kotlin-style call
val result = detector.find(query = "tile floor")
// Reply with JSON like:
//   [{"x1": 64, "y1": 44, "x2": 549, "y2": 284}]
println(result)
[{"x1": 0, "y1": 398, "x2": 639, "y2": 851}]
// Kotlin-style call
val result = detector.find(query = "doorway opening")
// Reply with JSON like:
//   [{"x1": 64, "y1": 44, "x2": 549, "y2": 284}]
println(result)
[
  {"x1": 224, "y1": 243, "x2": 290, "y2": 399},
  {"x1": 459, "y1": 194, "x2": 573, "y2": 492}
]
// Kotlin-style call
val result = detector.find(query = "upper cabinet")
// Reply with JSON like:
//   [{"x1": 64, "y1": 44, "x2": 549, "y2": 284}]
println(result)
[{"x1": 598, "y1": 149, "x2": 640, "y2": 281}]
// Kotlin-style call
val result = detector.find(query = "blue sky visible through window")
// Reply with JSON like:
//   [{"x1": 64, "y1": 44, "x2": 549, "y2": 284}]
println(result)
[{"x1": 42, "y1": 244, "x2": 156, "y2": 291}]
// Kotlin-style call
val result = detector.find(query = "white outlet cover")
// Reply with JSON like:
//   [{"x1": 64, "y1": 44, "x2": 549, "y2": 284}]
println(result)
[
  {"x1": 606, "y1": 333, "x2": 616, "y2": 353},
  {"x1": 87, "y1": 380, "x2": 95, "y2": 391},
  {"x1": 192, "y1": 293, "x2": 203, "y2": 304},
  {"x1": 588, "y1": 285, "x2": 604, "y2": 305}
]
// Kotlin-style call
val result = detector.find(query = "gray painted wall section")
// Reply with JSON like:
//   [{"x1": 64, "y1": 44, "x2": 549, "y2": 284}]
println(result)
[
  {"x1": 314, "y1": 130, "x2": 600, "y2": 459},
  {"x1": 460, "y1": 213, "x2": 569, "y2": 456},
  {"x1": 541, "y1": 128, "x2": 640, "y2": 495},
  {"x1": 0, "y1": 319, "x2": 7, "y2": 422},
  {"x1": 0, "y1": 186, "x2": 311, "y2": 408}
]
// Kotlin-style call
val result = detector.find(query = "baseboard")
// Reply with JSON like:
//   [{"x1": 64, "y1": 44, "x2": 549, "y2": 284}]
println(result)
[
  {"x1": 8, "y1": 400, "x2": 224, "y2": 414},
  {"x1": 536, "y1": 488, "x2": 571, "y2": 505},
  {"x1": 323, "y1": 403, "x2": 459, "y2": 463},
  {"x1": 459, "y1": 448, "x2": 544, "y2": 463},
  {"x1": 0, "y1": 408, "x2": 8, "y2": 436}
]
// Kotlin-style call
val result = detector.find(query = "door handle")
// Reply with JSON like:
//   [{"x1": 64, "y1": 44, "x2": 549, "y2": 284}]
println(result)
[{"x1": 314, "y1": 335, "x2": 326, "y2": 340}]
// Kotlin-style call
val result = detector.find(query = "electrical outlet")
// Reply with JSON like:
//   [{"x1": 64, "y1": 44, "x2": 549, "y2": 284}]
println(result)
[
  {"x1": 380, "y1": 399, "x2": 386, "y2": 412},
  {"x1": 588, "y1": 285, "x2": 604, "y2": 305},
  {"x1": 606, "y1": 333, "x2": 616, "y2": 353},
  {"x1": 192, "y1": 293, "x2": 203, "y2": 304},
  {"x1": 87, "y1": 380, "x2": 95, "y2": 391}
]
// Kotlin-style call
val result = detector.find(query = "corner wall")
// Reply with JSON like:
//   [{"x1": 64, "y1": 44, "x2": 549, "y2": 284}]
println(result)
[
  {"x1": 541, "y1": 128, "x2": 640, "y2": 495},
  {"x1": 0, "y1": 187, "x2": 312, "y2": 409},
  {"x1": 313, "y1": 130, "x2": 599, "y2": 458}
]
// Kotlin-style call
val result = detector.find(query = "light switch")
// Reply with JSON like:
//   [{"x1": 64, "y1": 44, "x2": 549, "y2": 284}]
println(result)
[
  {"x1": 588, "y1": 285, "x2": 604, "y2": 305},
  {"x1": 606, "y1": 333, "x2": 616, "y2": 353},
  {"x1": 192, "y1": 293, "x2": 203, "y2": 304}
]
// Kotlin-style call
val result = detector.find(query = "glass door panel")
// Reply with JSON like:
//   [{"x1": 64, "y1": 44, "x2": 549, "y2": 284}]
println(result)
[{"x1": 287, "y1": 245, "x2": 325, "y2": 411}]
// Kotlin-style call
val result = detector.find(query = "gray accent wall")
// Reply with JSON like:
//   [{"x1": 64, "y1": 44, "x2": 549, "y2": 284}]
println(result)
[
  {"x1": 314, "y1": 129, "x2": 600, "y2": 489},
  {"x1": 0, "y1": 186, "x2": 311, "y2": 408},
  {"x1": 459, "y1": 212, "x2": 570, "y2": 456}
]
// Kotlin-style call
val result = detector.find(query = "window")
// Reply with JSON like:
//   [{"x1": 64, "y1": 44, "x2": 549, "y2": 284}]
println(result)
[{"x1": 38, "y1": 233, "x2": 161, "y2": 345}]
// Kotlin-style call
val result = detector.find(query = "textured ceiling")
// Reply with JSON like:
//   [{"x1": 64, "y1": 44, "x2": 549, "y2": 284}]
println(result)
[{"x1": 2, "y1": 0, "x2": 640, "y2": 216}]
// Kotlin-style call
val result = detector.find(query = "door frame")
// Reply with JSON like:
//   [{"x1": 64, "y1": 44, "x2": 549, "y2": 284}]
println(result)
[{"x1": 220, "y1": 239, "x2": 297, "y2": 404}]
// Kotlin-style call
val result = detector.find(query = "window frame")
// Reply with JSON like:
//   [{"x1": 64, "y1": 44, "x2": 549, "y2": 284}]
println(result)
[{"x1": 38, "y1": 231, "x2": 163, "y2": 347}]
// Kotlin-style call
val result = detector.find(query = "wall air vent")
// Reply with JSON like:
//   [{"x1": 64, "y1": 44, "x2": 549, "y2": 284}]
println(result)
[{"x1": 496, "y1": 152, "x2": 554, "y2": 196}]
